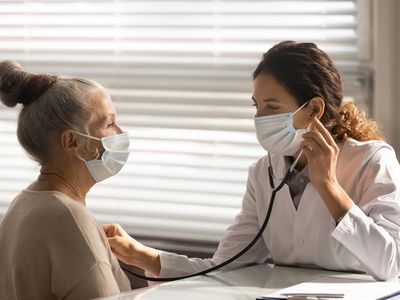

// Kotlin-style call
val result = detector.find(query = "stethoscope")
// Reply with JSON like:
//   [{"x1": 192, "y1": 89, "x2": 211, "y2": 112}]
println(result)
[{"x1": 120, "y1": 151, "x2": 303, "y2": 282}]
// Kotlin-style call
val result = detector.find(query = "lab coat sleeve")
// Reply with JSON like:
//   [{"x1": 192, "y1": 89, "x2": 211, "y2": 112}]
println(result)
[
  {"x1": 331, "y1": 147, "x2": 400, "y2": 280},
  {"x1": 157, "y1": 164, "x2": 270, "y2": 278}
]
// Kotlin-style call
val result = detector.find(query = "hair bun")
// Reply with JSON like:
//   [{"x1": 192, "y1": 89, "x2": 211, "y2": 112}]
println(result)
[{"x1": 0, "y1": 60, "x2": 56, "y2": 107}]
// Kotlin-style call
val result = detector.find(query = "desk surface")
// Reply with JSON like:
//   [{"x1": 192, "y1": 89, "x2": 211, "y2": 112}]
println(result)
[{"x1": 98, "y1": 264, "x2": 381, "y2": 300}]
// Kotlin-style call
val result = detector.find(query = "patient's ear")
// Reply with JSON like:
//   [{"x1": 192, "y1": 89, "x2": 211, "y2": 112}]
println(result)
[
  {"x1": 308, "y1": 97, "x2": 325, "y2": 120},
  {"x1": 60, "y1": 129, "x2": 80, "y2": 156}
]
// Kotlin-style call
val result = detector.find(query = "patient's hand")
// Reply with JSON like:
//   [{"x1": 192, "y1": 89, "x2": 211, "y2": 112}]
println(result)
[{"x1": 102, "y1": 224, "x2": 161, "y2": 276}]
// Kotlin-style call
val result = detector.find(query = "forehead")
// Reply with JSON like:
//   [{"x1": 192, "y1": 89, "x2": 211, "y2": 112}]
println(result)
[
  {"x1": 253, "y1": 73, "x2": 299, "y2": 107},
  {"x1": 253, "y1": 73, "x2": 288, "y2": 97},
  {"x1": 88, "y1": 89, "x2": 116, "y2": 122}
]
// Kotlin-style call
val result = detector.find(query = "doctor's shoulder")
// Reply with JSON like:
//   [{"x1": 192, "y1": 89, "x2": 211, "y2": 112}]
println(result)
[
  {"x1": 339, "y1": 137, "x2": 396, "y2": 164},
  {"x1": 244, "y1": 153, "x2": 276, "y2": 189},
  {"x1": 248, "y1": 153, "x2": 270, "y2": 175}
]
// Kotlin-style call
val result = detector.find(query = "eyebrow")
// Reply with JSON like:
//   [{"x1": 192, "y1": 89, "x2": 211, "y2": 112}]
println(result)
[
  {"x1": 101, "y1": 114, "x2": 115, "y2": 122},
  {"x1": 251, "y1": 96, "x2": 280, "y2": 103}
]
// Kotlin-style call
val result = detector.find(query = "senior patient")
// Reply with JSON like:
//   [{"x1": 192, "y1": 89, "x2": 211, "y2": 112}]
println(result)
[{"x1": 0, "y1": 61, "x2": 131, "y2": 299}]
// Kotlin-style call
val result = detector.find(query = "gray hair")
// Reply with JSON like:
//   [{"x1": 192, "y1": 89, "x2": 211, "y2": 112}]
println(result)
[{"x1": 0, "y1": 60, "x2": 103, "y2": 165}]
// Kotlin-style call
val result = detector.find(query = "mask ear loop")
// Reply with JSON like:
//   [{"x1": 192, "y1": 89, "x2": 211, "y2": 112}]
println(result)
[
  {"x1": 292, "y1": 100, "x2": 310, "y2": 115},
  {"x1": 74, "y1": 131, "x2": 101, "y2": 161},
  {"x1": 89, "y1": 148, "x2": 100, "y2": 160},
  {"x1": 76, "y1": 147, "x2": 100, "y2": 162}
]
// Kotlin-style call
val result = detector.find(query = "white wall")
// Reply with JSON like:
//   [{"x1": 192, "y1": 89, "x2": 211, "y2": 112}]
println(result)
[{"x1": 373, "y1": 0, "x2": 400, "y2": 154}]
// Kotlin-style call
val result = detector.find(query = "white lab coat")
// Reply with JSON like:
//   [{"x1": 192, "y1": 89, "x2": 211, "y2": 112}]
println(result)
[{"x1": 157, "y1": 138, "x2": 400, "y2": 280}]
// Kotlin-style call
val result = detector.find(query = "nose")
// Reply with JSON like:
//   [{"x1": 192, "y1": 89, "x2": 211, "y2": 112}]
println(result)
[
  {"x1": 254, "y1": 107, "x2": 262, "y2": 118},
  {"x1": 116, "y1": 124, "x2": 123, "y2": 134},
  {"x1": 255, "y1": 109, "x2": 268, "y2": 118}
]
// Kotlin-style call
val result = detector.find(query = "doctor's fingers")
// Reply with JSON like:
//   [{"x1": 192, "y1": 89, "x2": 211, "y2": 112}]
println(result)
[
  {"x1": 107, "y1": 236, "x2": 136, "y2": 256},
  {"x1": 305, "y1": 129, "x2": 339, "y2": 157},
  {"x1": 102, "y1": 223, "x2": 129, "y2": 238},
  {"x1": 310, "y1": 118, "x2": 336, "y2": 147},
  {"x1": 302, "y1": 130, "x2": 331, "y2": 154},
  {"x1": 301, "y1": 144, "x2": 313, "y2": 161},
  {"x1": 102, "y1": 223, "x2": 118, "y2": 237},
  {"x1": 109, "y1": 245, "x2": 133, "y2": 265},
  {"x1": 301, "y1": 135, "x2": 324, "y2": 154}
]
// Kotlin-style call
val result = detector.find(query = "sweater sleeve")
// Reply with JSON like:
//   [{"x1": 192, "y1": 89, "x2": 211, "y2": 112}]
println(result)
[
  {"x1": 64, "y1": 262, "x2": 121, "y2": 300},
  {"x1": 45, "y1": 195, "x2": 130, "y2": 297}
]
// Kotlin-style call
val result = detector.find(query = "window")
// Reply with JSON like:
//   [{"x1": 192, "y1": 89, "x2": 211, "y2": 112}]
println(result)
[{"x1": 0, "y1": 0, "x2": 371, "y2": 243}]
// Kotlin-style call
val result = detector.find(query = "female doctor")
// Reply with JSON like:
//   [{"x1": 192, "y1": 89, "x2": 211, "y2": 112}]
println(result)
[{"x1": 103, "y1": 41, "x2": 400, "y2": 281}]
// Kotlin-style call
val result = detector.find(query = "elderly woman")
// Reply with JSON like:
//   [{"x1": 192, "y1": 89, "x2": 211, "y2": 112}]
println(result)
[{"x1": 0, "y1": 61, "x2": 131, "y2": 299}]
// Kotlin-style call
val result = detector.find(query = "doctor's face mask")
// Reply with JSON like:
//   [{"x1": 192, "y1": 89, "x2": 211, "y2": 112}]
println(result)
[
  {"x1": 254, "y1": 101, "x2": 309, "y2": 156},
  {"x1": 75, "y1": 132, "x2": 130, "y2": 182}
]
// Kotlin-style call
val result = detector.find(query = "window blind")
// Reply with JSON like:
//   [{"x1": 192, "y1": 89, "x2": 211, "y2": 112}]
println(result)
[{"x1": 0, "y1": 0, "x2": 371, "y2": 243}]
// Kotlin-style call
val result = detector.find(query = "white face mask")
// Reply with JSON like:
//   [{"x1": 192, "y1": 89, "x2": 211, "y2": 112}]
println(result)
[
  {"x1": 75, "y1": 132, "x2": 130, "y2": 182},
  {"x1": 254, "y1": 101, "x2": 309, "y2": 156}
]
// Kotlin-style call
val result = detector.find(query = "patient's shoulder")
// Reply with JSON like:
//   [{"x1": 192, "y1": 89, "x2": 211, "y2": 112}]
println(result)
[
  {"x1": 19, "y1": 190, "x2": 108, "y2": 257},
  {"x1": 20, "y1": 190, "x2": 94, "y2": 227}
]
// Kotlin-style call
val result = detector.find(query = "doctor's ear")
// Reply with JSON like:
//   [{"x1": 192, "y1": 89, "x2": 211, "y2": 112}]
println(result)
[{"x1": 308, "y1": 97, "x2": 325, "y2": 120}]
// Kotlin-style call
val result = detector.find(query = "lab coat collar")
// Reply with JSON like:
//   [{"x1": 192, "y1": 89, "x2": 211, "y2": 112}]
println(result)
[
  {"x1": 268, "y1": 140, "x2": 348, "y2": 182},
  {"x1": 268, "y1": 152, "x2": 290, "y2": 181}
]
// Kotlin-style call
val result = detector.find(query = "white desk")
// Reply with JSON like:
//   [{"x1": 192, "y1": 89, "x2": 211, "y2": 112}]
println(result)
[{"x1": 98, "y1": 264, "x2": 390, "y2": 300}]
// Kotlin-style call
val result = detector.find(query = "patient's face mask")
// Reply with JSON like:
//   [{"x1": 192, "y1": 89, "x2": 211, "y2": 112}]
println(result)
[
  {"x1": 75, "y1": 132, "x2": 130, "y2": 182},
  {"x1": 254, "y1": 101, "x2": 309, "y2": 155}
]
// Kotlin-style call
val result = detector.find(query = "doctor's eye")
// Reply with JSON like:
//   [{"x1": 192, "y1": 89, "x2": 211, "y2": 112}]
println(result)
[{"x1": 265, "y1": 104, "x2": 280, "y2": 112}]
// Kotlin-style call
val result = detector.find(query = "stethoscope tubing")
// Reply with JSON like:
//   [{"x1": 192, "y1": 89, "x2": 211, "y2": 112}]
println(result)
[{"x1": 121, "y1": 159, "x2": 293, "y2": 282}]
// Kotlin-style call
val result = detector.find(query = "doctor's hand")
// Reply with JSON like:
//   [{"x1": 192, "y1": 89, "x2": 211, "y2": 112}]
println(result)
[
  {"x1": 102, "y1": 223, "x2": 161, "y2": 276},
  {"x1": 102, "y1": 223, "x2": 139, "y2": 264},
  {"x1": 301, "y1": 118, "x2": 353, "y2": 223},
  {"x1": 300, "y1": 117, "x2": 339, "y2": 188}
]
